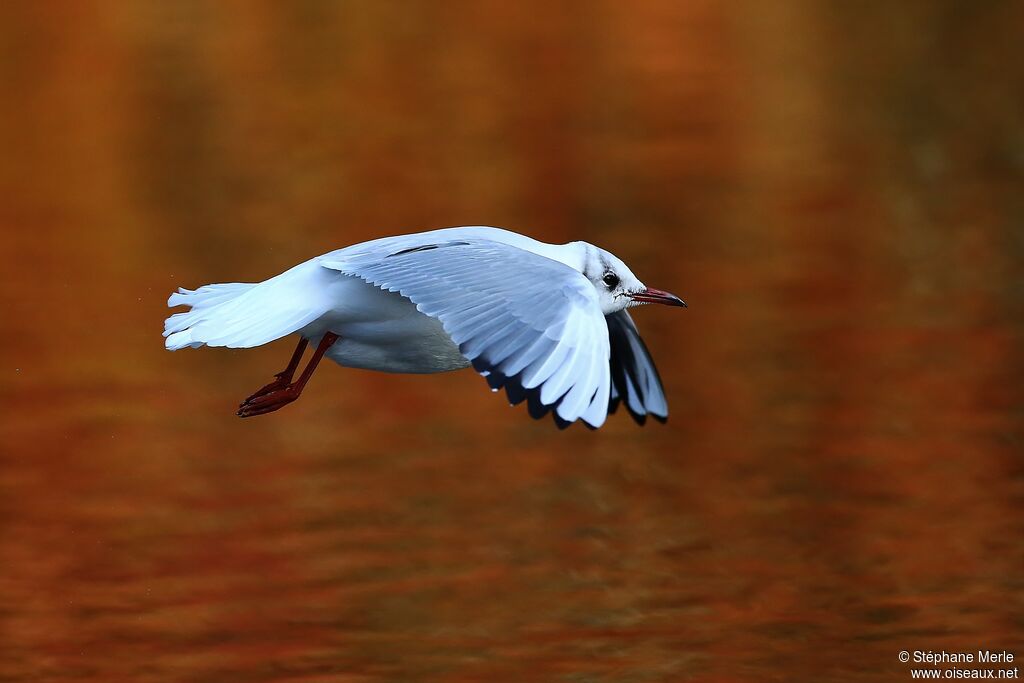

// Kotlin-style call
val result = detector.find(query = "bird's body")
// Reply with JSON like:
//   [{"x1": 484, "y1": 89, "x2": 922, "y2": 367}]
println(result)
[
  {"x1": 164, "y1": 226, "x2": 685, "y2": 428},
  {"x1": 290, "y1": 262, "x2": 472, "y2": 374}
]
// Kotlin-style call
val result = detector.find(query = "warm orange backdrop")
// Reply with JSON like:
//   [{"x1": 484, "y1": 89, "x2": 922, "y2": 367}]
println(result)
[{"x1": 1, "y1": 3, "x2": 1022, "y2": 681}]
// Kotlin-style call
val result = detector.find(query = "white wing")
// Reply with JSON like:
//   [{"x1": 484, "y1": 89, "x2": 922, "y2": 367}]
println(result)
[
  {"x1": 321, "y1": 238, "x2": 612, "y2": 428},
  {"x1": 606, "y1": 310, "x2": 669, "y2": 424}
]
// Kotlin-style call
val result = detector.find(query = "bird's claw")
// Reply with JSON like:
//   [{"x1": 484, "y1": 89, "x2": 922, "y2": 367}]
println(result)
[
  {"x1": 239, "y1": 375, "x2": 291, "y2": 406},
  {"x1": 237, "y1": 387, "x2": 299, "y2": 418}
]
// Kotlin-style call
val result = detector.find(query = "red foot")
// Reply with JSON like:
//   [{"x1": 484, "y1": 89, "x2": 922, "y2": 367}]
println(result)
[
  {"x1": 237, "y1": 386, "x2": 300, "y2": 417},
  {"x1": 239, "y1": 372, "x2": 291, "y2": 406},
  {"x1": 235, "y1": 333, "x2": 338, "y2": 419}
]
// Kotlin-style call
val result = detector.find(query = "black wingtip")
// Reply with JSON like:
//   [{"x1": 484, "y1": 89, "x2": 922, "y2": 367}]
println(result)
[
  {"x1": 606, "y1": 310, "x2": 672, "y2": 428},
  {"x1": 527, "y1": 391, "x2": 552, "y2": 419},
  {"x1": 476, "y1": 356, "x2": 578, "y2": 429},
  {"x1": 504, "y1": 381, "x2": 527, "y2": 406}
]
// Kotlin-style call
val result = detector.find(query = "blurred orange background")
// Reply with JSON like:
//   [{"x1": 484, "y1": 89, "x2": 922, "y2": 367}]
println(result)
[{"x1": 1, "y1": 2, "x2": 1023, "y2": 681}]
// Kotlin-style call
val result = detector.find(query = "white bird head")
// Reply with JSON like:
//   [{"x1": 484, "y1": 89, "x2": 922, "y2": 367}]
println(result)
[{"x1": 574, "y1": 242, "x2": 687, "y2": 315}]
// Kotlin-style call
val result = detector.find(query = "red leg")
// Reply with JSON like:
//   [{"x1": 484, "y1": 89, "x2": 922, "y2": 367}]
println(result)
[
  {"x1": 240, "y1": 337, "x2": 310, "y2": 405},
  {"x1": 237, "y1": 333, "x2": 339, "y2": 418}
]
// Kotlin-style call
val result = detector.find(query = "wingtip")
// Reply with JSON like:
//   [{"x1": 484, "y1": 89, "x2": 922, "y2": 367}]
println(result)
[{"x1": 553, "y1": 413, "x2": 573, "y2": 430}]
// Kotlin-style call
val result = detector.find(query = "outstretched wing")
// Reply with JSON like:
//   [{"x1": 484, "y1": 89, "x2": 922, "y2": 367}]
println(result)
[
  {"x1": 321, "y1": 239, "x2": 611, "y2": 428},
  {"x1": 605, "y1": 309, "x2": 668, "y2": 424}
]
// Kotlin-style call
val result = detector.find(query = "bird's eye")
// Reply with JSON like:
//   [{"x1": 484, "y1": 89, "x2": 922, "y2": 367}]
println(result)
[{"x1": 602, "y1": 272, "x2": 619, "y2": 288}]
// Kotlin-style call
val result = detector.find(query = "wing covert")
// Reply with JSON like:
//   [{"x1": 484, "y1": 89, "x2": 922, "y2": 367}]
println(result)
[{"x1": 321, "y1": 240, "x2": 612, "y2": 428}]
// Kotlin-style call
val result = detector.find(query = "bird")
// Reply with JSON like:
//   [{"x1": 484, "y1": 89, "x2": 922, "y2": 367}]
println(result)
[{"x1": 163, "y1": 226, "x2": 686, "y2": 429}]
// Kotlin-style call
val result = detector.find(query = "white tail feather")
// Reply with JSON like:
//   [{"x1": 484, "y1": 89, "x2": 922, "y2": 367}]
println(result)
[
  {"x1": 164, "y1": 261, "x2": 329, "y2": 350},
  {"x1": 167, "y1": 283, "x2": 254, "y2": 309}
]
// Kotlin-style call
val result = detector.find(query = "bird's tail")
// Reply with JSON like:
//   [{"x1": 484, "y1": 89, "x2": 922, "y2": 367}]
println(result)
[{"x1": 163, "y1": 261, "x2": 329, "y2": 350}]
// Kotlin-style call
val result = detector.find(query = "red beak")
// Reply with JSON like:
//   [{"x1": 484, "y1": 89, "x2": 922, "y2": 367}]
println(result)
[{"x1": 630, "y1": 287, "x2": 687, "y2": 307}]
